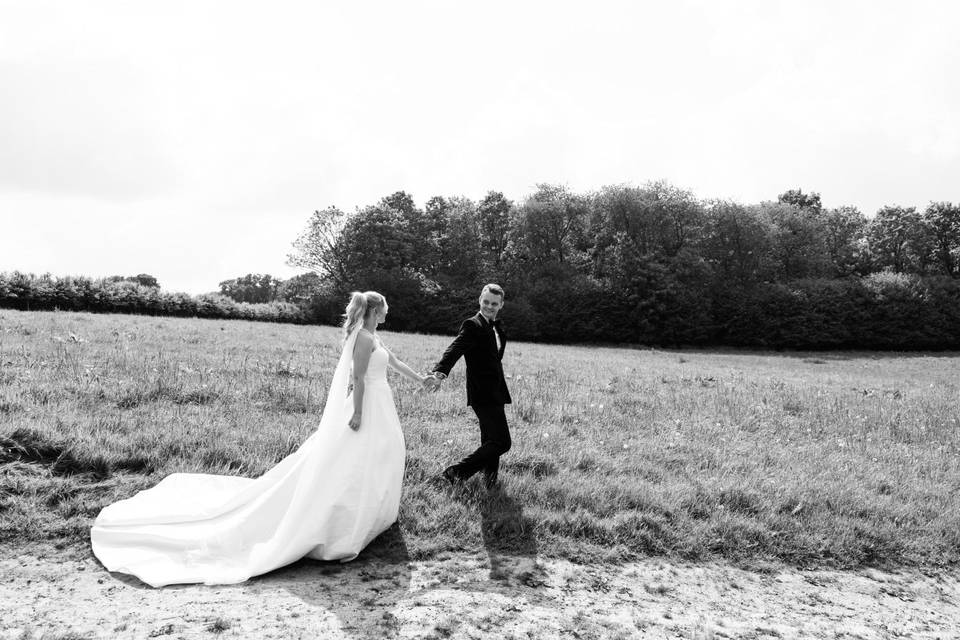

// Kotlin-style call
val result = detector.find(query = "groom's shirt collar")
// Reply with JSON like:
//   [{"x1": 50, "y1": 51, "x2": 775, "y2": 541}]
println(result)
[{"x1": 477, "y1": 313, "x2": 497, "y2": 327}]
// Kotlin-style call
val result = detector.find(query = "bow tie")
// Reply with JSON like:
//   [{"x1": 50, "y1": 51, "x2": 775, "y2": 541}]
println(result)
[{"x1": 489, "y1": 319, "x2": 501, "y2": 329}]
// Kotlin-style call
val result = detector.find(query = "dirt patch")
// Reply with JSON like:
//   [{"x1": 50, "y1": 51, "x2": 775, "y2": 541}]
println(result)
[{"x1": 2, "y1": 551, "x2": 959, "y2": 639}]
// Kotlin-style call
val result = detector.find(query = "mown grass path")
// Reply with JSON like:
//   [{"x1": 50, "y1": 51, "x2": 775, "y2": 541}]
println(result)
[{"x1": 1, "y1": 309, "x2": 959, "y2": 570}]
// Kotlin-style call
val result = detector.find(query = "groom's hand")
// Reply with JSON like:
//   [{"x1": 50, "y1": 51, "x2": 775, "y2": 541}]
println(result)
[{"x1": 423, "y1": 374, "x2": 442, "y2": 392}]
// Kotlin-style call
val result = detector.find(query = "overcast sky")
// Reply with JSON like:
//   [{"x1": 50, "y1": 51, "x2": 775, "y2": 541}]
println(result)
[{"x1": 2, "y1": 1, "x2": 958, "y2": 294}]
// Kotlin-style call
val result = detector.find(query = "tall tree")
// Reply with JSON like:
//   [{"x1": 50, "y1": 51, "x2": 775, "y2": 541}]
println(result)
[
  {"x1": 514, "y1": 184, "x2": 589, "y2": 266},
  {"x1": 867, "y1": 206, "x2": 921, "y2": 273},
  {"x1": 419, "y1": 196, "x2": 451, "y2": 275},
  {"x1": 815, "y1": 206, "x2": 868, "y2": 276},
  {"x1": 760, "y1": 201, "x2": 831, "y2": 280},
  {"x1": 331, "y1": 201, "x2": 430, "y2": 328},
  {"x1": 477, "y1": 191, "x2": 513, "y2": 270},
  {"x1": 219, "y1": 274, "x2": 282, "y2": 303},
  {"x1": 923, "y1": 201, "x2": 960, "y2": 276},
  {"x1": 131, "y1": 273, "x2": 160, "y2": 288},
  {"x1": 699, "y1": 200, "x2": 775, "y2": 283},
  {"x1": 379, "y1": 191, "x2": 439, "y2": 276},
  {"x1": 277, "y1": 272, "x2": 324, "y2": 303},
  {"x1": 778, "y1": 188, "x2": 823, "y2": 212},
  {"x1": 589, "y1": 181, "x2": 702, "y2": 275},
  {"x1": 107, "y1": 274, "x2": 160, "y2": 288},
  {"x1": 380, "y1": 191, "x2": 419, "y2": 219},
  {"x1": 867, "y1": 205, "x2": 928, "y2": 273},
  {"x1": 646, "y1": 181, "x2": 704, "y2": 257},
  {"x1": 589, "y1": 185, "x2": 647, "y2": 279},
  {"x1": 288, "y1": 207, "x2": 348, "y2": 287},
  {"x1": 337, "y1": 204, "x2": 418, "y2": 277},
  {"x1": 437, "y1": 197, "x2": 482, "y2": 286}
]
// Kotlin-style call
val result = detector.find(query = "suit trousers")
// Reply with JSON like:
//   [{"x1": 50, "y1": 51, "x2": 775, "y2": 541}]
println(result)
[{"x1": 452, "y1": 404, "x2": 511, "y2": 481}]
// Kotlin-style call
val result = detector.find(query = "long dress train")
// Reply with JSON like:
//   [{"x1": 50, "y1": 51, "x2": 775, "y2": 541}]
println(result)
[{"x1": 90, "y1": 328, "x2": 405, "y2": 587}]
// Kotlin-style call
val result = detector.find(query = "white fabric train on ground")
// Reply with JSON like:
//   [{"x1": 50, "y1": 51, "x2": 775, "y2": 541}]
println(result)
[{"x1": 90, "y1": 328, "x2": 405, "y2": 587}]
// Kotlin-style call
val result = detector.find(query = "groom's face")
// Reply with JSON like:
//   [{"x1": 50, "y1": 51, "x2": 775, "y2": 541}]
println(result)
[{"x1": 478, "y1": 291, "x2": 503, "y2": 321}]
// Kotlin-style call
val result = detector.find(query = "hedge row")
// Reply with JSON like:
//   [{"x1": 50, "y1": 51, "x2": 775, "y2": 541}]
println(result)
[
  {"x1": 503, "y1": 272, "x2": 960, "y2": 350},
  {"x1": 0, "y1": 272, "x2": 306, "y2": 324},
  {"x1": 4, "y1": 271, "x2": 960, "y2": 350}
]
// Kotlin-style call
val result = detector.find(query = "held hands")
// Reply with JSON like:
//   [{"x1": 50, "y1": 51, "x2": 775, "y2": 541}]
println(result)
[{"x1": 422, "y1": 373, "x2": 443, "y2": 392}]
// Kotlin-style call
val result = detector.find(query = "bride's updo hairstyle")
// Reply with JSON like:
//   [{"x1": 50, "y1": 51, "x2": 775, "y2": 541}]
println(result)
[{"x1": 342, "y1": 291, "x2": 388, "y2": 340}]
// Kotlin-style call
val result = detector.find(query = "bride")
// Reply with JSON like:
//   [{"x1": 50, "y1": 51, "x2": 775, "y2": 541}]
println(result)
[{"x1": 91, "y1": 291, "x2": 426, "y2": 587}]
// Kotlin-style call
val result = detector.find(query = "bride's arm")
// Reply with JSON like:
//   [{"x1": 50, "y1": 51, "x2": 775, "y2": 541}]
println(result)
[
  {"x1": 386, "y1": 349, "x2": 427, "y2": 385},
  {"x1": 349, "y1": 332, "x2": 375, "y2": 430}
]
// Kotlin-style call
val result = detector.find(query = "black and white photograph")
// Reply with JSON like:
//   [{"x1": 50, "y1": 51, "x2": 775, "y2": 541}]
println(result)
[{"x1": 2, "y1": 1, "x2": 959, "y2": 638}]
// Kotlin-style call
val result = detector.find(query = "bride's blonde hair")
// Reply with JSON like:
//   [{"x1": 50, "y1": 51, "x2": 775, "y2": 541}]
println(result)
[{"x1": 342, "y1": 291, "x2": 388, "y2": 340}]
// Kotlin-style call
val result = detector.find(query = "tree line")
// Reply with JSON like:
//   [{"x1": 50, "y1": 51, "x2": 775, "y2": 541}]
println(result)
[
  {"x1": 281, "y1": 184, "x2": 960, "y2": 349},
  {"x1": 3, "y1": 182, "x2": 959, "y2": 349}
]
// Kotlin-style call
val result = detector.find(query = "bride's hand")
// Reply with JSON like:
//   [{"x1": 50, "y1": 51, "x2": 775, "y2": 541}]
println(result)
[{"x1": 348, "y1": 412, "x2": 362, "y2": 431}]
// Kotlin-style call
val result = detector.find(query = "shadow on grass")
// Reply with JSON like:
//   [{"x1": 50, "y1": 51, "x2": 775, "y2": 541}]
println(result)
[
  {"x1": 480, "y1": 488, "x2": 542, "y2": 584},
  {"x1": 0, "y1": 428, "x2": 156, "y2": 478}
]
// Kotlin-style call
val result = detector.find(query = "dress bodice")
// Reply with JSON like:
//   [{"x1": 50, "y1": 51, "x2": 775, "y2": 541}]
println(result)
[{"x1": 362, "y1": 333, "x2": 389, "y2": 384}]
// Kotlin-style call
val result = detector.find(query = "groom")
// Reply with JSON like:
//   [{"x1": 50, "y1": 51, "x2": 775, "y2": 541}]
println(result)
[{"x1": 427, "y1": 283, "x2": 512, "y2": 490}]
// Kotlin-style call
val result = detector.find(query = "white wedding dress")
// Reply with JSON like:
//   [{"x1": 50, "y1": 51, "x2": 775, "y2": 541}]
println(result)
[{"x1": 90, "y1": 328, "x2": 405, "y2": 587}]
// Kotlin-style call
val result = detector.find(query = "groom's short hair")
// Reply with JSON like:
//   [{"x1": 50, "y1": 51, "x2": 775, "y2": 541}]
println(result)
[{"x1": 481, "y1": 283, "x2": 504, "y2": 300}]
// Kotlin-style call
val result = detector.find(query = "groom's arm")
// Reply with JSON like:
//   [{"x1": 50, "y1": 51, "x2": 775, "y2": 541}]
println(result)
[{"x1": 432, "y1": 320, "x2": 477, "y2": 377}]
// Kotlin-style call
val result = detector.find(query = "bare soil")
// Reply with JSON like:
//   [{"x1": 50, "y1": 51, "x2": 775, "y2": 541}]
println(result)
[{"x1": 2, "y1": 550, "x2": 959, "y2": 639}]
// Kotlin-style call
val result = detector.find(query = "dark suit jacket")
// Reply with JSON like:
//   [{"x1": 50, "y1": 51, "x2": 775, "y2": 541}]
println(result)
[{"x1": 432, "y1": 312, "x2": 512, "y2": 407}]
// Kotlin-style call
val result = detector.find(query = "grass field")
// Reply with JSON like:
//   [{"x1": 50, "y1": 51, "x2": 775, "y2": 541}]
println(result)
[{"x1": 1, "y1": 308, "x2": 959, "y2": 570}]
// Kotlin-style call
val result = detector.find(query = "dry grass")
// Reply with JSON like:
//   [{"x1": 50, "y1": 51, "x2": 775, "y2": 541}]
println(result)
[{"x1": 1, "y1": 308, "x2": 959, "y2": 569}]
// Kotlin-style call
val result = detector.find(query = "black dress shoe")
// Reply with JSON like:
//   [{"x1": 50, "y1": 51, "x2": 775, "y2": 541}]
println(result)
[
  {"x1": 483, "y1": 472, "x2": 499, "y2": 491},
  {"x1": 442, "y1": 467, "x2": 463, "y2": 486}
]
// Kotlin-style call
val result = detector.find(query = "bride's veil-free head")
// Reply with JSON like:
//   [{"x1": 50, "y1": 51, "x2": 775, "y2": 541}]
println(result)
[{"x1": 342, "y1": 291, "x2": 387, "y2": 340}]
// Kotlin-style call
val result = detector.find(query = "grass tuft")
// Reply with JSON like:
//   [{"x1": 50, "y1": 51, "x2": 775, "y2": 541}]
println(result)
[
  {"x1": 505, "y1": 456, "x2": 558, "y2": 478},
  {"x1": 205, "y1": 618, "x2": 232, "y2": 634}
]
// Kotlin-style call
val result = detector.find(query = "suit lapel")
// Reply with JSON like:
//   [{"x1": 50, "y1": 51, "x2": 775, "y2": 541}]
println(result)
[
  {"x1": 475, "y1": 313, "x2": 496, "y2": 350},
  {"x1": 476, "y1": 313, "x2": 506, "y2": 357}
]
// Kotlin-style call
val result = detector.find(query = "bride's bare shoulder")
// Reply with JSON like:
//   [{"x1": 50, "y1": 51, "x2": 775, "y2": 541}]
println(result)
[{"x1": 357, "y1": 328, "x2": 383, "y2": 350}]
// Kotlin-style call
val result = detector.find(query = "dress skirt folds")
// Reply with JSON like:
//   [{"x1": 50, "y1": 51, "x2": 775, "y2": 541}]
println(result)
[{"x1": 90, "y1": 330, "x2": 405, "y2": 587}]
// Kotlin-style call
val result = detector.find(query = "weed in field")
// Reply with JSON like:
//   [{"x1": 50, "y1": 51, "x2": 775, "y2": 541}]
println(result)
[{"x1": 204, "y1": 618, "x2": 232, "y2": 633}]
